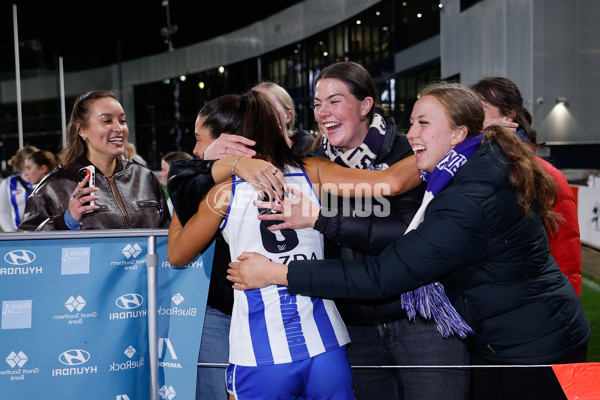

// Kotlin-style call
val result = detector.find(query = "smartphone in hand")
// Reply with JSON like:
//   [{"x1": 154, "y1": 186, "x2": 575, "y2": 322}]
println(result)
[{"x1": 77, "y1": 165, "x2": 96, "y2": 206}]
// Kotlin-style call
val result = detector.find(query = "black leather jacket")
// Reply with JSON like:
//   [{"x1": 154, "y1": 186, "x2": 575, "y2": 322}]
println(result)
[{"x1": 19, "y1": 156, "x2": 170, "y2": 231}]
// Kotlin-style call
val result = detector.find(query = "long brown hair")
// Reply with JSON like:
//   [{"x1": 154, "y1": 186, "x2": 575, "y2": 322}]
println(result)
[
  {"x1": 237, "y1": 90, "x2": 303, "y2": 171},
  {"x1": 483, "y1": 125, "x2": 561, "y2": 232},
  {"x1": 419, "y1": 82, "x2": 559, "y2": 231},
  {"x1": 62, "y1": 90, "x2": 119, "y2": 165},
  {"x1": 470, "y1": 76, "x2": 544, "y2": 148}
]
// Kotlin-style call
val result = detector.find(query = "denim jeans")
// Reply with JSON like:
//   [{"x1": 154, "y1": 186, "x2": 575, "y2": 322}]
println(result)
[
  {"x1": 196, "y1": 306, "x2": 231, "y2": 400},
  {"x1": 346, "y1": 316, "x2": 470, "y2": 400}
]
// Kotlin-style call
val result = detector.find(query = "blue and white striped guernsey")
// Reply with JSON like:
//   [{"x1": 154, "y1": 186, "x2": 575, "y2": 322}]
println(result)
[
  {"x1": 0, "y1": 175, "x2": 32, "y2": 232},
  {"x1": 221, "y1": 165, "x2": 350, "y2": 367}
]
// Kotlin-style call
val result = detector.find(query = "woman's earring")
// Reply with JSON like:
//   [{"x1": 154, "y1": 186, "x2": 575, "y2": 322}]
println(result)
[{"x1": 81, "y1": 136, "x2": 87, "y2": 141}]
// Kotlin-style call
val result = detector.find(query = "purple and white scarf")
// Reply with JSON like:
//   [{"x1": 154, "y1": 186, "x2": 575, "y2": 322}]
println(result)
[{"x1": 401, "y1": 134, "x2": 484, "y2": 338}]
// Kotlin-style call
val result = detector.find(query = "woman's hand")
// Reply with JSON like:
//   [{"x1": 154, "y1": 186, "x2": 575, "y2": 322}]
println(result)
[
  {"x1": 234, "y1": 158, "x2": 289, "y2": 200},
  {"x1": 227, "y1": 252, "x2": 288, "y2": 290},
  {"x1": 254, "y1": 186, "x2": 320, "y2": 231},
  {"x1": 68, "y1": 175, "x2": 99, "y2": 222},
  {"x1": 486, "y1": 117, "x2": 519, "y2": 132},
  {"x1": 203, "y1": 133, "x2": 256, "y2": 160}
]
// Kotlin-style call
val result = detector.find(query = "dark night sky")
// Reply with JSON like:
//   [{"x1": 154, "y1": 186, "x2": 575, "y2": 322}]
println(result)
[{"x1": 1, "y1": 0, "x2": 303, "y2": 74}]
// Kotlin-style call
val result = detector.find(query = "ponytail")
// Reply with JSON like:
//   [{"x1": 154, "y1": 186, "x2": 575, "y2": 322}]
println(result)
[{"x1": 483, "y1": 125, "x2": 561, "y2": 232}]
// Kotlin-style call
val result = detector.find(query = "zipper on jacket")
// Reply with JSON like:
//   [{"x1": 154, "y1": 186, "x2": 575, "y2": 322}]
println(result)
[
  {"x1": 107, "y1": 176, "x2": 131, "y2": 228},
  {"x1": 137, "y1": 200, "x2": 164, "y2": 218}
]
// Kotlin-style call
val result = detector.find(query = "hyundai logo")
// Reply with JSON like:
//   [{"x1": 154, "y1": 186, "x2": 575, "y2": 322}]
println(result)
[
  {"x1": 59, "y1": 349, "x2": 90, "y2": 366},
  {"x1": 4, "y1": 250, "x2": 36, "y2": 265},
  {"x1": 116, "y1": 294, "x2": 144, "y2": 310}
]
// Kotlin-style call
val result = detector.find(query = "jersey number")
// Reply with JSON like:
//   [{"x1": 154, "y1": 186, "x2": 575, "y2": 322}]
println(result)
[{"x1": 258, "y1": 207, "x2": 299, "y2": 253}]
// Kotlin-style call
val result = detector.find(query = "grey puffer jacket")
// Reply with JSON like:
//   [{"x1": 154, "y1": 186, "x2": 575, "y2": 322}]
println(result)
[{"x1": 19, "y1": 156, "x2": 170, "y2": 231}]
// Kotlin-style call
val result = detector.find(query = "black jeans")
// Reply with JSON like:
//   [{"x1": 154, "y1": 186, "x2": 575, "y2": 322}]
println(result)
[{"x1": 346, "y1": 317, "x2": 471, "y2": 400}]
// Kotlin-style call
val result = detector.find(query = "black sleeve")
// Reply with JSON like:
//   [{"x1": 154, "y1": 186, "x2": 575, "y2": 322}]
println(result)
[
  {"x1": 288, "y1": 192, "x2": 488, "y2": 299},
  {"x1": 167, "y1": 159, "x2": 216, "y2": 225},
  {"x1": 314, "y1": 183, "x2": 426, "y2": 255}
]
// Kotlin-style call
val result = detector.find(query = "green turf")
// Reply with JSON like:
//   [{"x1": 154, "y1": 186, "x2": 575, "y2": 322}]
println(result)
[{"x1": 581, "y1": 273, "x2": 600, "y2": 362}]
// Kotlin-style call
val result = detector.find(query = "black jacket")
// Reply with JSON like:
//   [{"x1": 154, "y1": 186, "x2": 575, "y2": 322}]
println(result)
[
  {"x1": 167, "y1": 159, "x2": 235, "y2": 315},
  {"x1": 309, "y1": 117, "x2": 426, "y2": 324},
  {"x1": 287, "y1": 140, "x2": 591, "y2": 364},
  {"x1": 166, "y1": 132, "x2": 318, "y2": 315},
  {"x1": 19, "y1": 156, "x2": 170, "y2": 231}
]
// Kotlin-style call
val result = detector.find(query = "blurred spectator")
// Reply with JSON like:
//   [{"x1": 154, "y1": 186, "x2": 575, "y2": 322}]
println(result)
[
  {"x1": 124, "y1": 141, "x2": 148, "y2": 166},
  {"x1": 22, "y1": 150, "x2": 59, "y2": 187},
  {"x1": 0, "y1": 145, "x2": 39, "y2": 232},
  {"x1": 158, "y1": 151, "x2": 193, "y2": 216}
]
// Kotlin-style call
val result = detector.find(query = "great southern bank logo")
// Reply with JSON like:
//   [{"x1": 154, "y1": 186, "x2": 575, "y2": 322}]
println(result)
[
  {"x1": 110, "y1": 294, "x2": 146, "y2": 320},
  {"x1": 61, "y1": 247, "x2": 91, "y2": 275},
  {"x1": 52, "y1": 349, "x2": 97, "y2": 376},
  {"x1": 4, "y1": 350, "x2": 40, "y2": 381},
  {"x1": 6, "y1": 351, "x2": 28, "y2": 368},
  {"x1": 65, "y1": 295, "x2": 86, "y2": 312},
  {"x1": 122, "y1": 244, "x2": 142, "y2": 259},
  {"x1": 159, "y1": 385, "x2": 177, "y2": 400},
  {"x1": 4, "y1": 250, "x2": 35, "y2": 265},
  {"x1": 111, "y1": 244, "x2": 145, "y2": 270}
]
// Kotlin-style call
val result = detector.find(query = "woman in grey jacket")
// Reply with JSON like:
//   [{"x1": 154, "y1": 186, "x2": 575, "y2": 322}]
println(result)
[
  {"x1": 228, "y1": 82, "x2": 591, "y2": 400},
  {"x1": 19, "y1": 90, "x2": 170, "y2": 231}
]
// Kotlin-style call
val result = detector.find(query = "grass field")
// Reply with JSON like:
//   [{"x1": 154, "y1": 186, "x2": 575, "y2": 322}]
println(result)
[{"x1": 581, "y1": 273, "x2": 600, "y2": 362}]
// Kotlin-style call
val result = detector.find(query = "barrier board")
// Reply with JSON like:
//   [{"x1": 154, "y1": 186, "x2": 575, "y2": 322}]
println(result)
[{"x1": 0, "y1": 231, "x2": 213, "y2": 400}]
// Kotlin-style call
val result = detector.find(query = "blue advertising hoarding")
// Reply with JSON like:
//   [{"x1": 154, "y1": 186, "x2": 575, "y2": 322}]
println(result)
[{"x1": 0, "y1": 230, "x2": 213, "y2": 400}]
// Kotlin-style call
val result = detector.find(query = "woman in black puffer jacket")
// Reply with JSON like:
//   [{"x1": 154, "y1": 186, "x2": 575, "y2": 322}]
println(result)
[{"x1": 228, "y1": 82, "x2": 591, "y2": 400}]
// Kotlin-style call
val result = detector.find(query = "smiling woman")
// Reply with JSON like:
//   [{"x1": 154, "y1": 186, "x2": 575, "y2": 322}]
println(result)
[{"x1": 18, "y1": 90, "x2": 171, "y2": 231}]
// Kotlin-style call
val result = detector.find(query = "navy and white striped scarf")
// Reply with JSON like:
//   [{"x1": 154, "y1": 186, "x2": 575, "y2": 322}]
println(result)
[
  {"x1": 401, "y1": 134, "x2": 484, "y2": 339},
  {"x1": 322, "y1": 113, "x2": 386, "y2": 170}
]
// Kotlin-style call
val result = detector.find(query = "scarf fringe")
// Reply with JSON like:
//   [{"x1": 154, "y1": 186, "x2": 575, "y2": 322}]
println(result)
[{"x1": 401, "y1": 283, "x2": 474, "y2": 339}]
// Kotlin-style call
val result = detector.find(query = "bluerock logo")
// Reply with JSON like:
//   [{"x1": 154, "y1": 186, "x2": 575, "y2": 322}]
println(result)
[
  {"x1": 116, "y1": 396, "x2": 131, "y2": 400},
  {"x1": 159, "y1": 385, "x2": 177, "y2": 400},
  {"x1": 122, "y1": 244, "x2": 142, "y2": 259},
  {"x1": 65, "y1": 295, "x2": 86, "y2": 312},
  {"x1": 109, "y1": 346, "x2": 144, "y2": 372},
  {"x1": 171, "y1": 293, "x2": 184, "y2": 305},
  {"x1": 116, "y1": 294, "x2": 144, "y2": 310},
  {"x1": 4, "y1": 250, "x2": 36, "y2": 266},
  {"x1": 6, "y1": 351, "x2": 28, "y2": 368},
  {"x1": 59, "y1": 349, "x2": 90, "y2": 366},
  {"x1": 124, "y1": 346, "x2": 136, "y2": 359}
]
